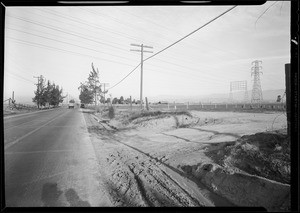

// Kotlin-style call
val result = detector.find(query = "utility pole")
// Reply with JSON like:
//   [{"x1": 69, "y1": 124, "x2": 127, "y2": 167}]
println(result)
[
  {"x1": 251, "y1": 60, "x2": 263, "y2": 104},
  {"x1": 130, "y1": 43, "x2": 153, "y2": 110},
  {"x1": 100, "y1": 83, "x2": 110, "y2": 104}
]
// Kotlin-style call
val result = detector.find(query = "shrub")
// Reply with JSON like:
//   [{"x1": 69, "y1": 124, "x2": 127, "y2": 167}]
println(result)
[{"x1": 108, "y1": 106, "x2": 115, "y2": 119}]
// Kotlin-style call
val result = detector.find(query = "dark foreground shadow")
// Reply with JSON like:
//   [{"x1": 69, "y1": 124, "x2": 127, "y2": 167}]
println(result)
[
  {"x1": 65, "y1": 188, "x2": 91, "y2": 207},
  {"x1": 41, "y1": 183, "x2": 63, "y2": 207},
  {"x1": 41, "y1": 182, "x2": 91, "y2": 207}
]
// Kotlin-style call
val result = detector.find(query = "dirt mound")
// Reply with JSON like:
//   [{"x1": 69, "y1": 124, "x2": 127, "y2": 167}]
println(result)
[
  {"x1": 129, "y1": 111, "x2": 199, "y2": 132},
  {"x1": 205, "y1": 130, "x2": 290, "y2": 184},
  {"x1": 181, "y1": 162, "x2": 290, "y2": 211},
  {"x1": 97, "y1": 110, "x2": 199, "y2": 132}
]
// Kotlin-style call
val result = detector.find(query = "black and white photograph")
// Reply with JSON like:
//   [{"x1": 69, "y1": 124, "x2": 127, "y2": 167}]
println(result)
[{"x1": 2, "y1": 1, "x2": 295, "y2": 211}]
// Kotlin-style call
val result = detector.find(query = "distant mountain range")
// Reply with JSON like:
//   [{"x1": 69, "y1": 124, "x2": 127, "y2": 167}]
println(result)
[{"x1": 148, "y1": 89, "x2": 286, "y2": 103}]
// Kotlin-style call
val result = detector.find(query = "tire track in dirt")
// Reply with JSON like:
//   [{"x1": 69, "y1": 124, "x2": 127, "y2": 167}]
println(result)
[
  {"x1": 88, "y1": 118, "x2": 214, "y2": 206},
  {"x1": 86, "y1": 113, "x2": 235, "y2": 207}
]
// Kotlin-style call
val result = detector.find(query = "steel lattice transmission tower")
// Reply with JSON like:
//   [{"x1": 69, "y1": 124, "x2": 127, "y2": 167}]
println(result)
[{"x1": 251, "y1": 60, "x2": 263, "y2": 103}]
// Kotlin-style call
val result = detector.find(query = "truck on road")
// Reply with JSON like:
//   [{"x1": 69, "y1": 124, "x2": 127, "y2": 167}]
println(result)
[{"x1": 68, "y1": 100, "x2": 75, "y2": 109}]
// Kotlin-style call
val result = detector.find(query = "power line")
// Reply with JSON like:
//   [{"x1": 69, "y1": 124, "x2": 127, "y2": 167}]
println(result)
[
  {"x1": 148, "y1": 57, "x2": 227, "y2": 83},
  {"x1": 143, "y1": 5, "x2": 237, "y2": 62},
  {"x1": 7, "y1": 14, "x2": 130, "y2": 53},
  {"x1": 6, "y1": 37, "x2": 136, "y2": 68},
  {"x1": 7, "y1": 22, "x2": 131, "y2": 56},
  {"x1": 37, "y1": 8, "x2": 142, "y2": 44},
  {"x1": 107, "y1": 63, "x2": 141, "y2": 91},
  {"x1": 10, "y1": 8, "x2": 246, "y2": 75},
  {"x1": 8, "y1": 22, "x2": 249, "y2": 81},
  {"x1": 6, "y1": 72, "x2": 35, "y2": 84},
  {"x1": 80, "y1": 8, "x2": 147, "y2": 41},
  {"x1": 6, "y1": 27, "x2": 136, "y2": 63},
  {"x1": 107, "y1": 5, "x2": 237, "y2": 91},
  {"x1": 255, "y1": 1, "x2": 278, "y2": 27},
  {"x1": 140, "y1": 66, "x2": 228, "y2": 85},
  {"x1": 116, "y1": 7, "x2": 242, "y2": 60}
]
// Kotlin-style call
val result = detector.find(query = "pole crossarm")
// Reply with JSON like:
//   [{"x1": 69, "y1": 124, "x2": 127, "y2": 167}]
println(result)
[
  {"x1": 131, "y1": 44, "x2": 153, "y2": 49},
  {"x1": 130, "y1": 49, "x2": 153, "y2": 53},
  {"x1": 130, "y1": 49, "x2": 142, "y2": 52},
  {"x1": 143, "y1": 45, "x2": 153, "y2": 49},
  {"x1": 130, "y1": 43, "x2": 141, "y2": 47}
]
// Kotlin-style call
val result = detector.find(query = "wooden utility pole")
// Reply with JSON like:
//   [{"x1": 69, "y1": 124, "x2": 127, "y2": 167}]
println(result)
[
  {"x1": 130, "y1": 43, "x2": 153, "y2": 110},
  {"x1": 100, "y1": 83, "x2": 110, "y2": 104}
]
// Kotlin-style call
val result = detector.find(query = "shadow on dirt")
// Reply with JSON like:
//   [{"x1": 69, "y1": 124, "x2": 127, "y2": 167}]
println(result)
[
  {"x1": 41, "y1": 183, "x2": 63, "y2": 207},
  {"x1": 161, "y1": 133, "x2": 201, "y2": 144},
  {"x1": 189, "y1": 128, "x2": 241, "y2": 139},
  {"x1": 41, "y1": 182, "x2": 91, "y2": 207}
]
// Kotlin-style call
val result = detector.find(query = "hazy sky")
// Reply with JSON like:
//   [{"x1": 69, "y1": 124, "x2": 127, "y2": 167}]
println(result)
[{"x1": 4, "y1": 2, "x2": 290, "y2": 103}]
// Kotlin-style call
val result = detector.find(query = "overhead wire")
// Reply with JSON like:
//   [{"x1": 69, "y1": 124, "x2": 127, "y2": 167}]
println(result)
[
  {"x1": 106, "y1": 63, "x2": 141, "y2": 90},
  {"x1": 148, "y1": 57, "x2": 229, "y2": 83},
  {"x1": 255, "y1": 1, "x2": 278, "y2": 28},
  {"x1": 116, "y1": 7, "x2": 243, "y2": 60},
  {"x1": 6, "y1": 37, "x2": 136, "y2": 68},
  {"x1": 107, "y1": 5, "x2": 237, "y2": 91},
  {"x1": 5, "y1": 71, "x2": 36, "y2": 84},
  {"x1": 9, "y1": 8, "x2": 251, "y2": 81},
  {"x1": 6, "y1": 27, "x2": 137, "y2": 64},
  {"x1": 7, "y1": 14, "x2": 130, "y2": 53},
  {"x1": 37, "y1": 8, "x2": 142, "y2": 43},
  {"x1": 33, "y1": 8, "x2": 236, "y2": 85},
  {"x1": 143, "y1": 6, "x2": 237, "y2": 62}
]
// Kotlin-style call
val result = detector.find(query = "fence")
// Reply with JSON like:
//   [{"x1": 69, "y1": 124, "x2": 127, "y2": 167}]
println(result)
[
  {"x1": 111, "y1": 102, "x2": 286, "y2": 112},
  {"x1": 3, "y1": 103, "x2": 38, "y2": 111}
]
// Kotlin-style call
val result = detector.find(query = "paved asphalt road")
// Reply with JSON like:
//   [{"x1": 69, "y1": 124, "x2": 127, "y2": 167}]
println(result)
[{"x1": 4, "y1": 107, "x2": 111, "y2": 207}]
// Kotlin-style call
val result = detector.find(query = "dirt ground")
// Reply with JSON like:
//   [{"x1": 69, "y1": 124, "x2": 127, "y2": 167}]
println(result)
[{"x1": 82, "y1": 107, "x2": 290, "y2": 210}]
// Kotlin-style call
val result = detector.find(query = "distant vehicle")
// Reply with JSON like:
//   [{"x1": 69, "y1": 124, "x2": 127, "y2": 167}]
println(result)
[
  {"x1": 80, "y1": 103, "x2": 85, "y2": 108},
  {"x1": 68, "y1": 101, "x2": 75, "y2": 109}
]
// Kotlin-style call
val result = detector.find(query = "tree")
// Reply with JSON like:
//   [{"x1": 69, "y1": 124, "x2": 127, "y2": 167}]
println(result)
[
  {"x1": 33, "y1": 77, "x2": 65, "y2": 108},
  {"x1": 118, "y1": 96, "x2": 124, "y2": 104},
  {"x1": 100, "y1": 95, "x2": 105, "y2": 104},
  {"x1": 79, "y1": 84, "x2": 94, "y2": 104},
  {"x1": 112, "y1": 98, "x2": 118, "y2": 104},
  {"x1": 33, "y1": 76, "x2": 46, "y2": 108},
  {"x1": 48, "y1": 83, "x2": 65, "y2": 107},
  {"x1": 87, "y1": 63, "x2": 101, "y2": 108},
  {"x1": 124, "y1": 98, "x2": 131, "y2": 104}
]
